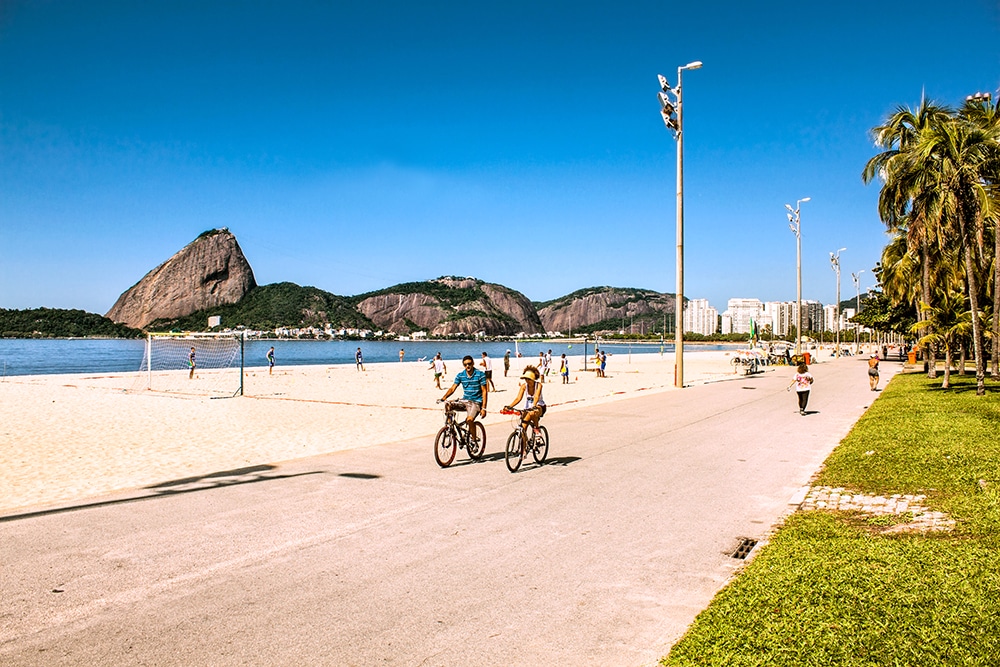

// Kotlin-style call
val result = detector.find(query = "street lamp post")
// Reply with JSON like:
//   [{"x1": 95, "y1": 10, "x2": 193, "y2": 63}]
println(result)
[
  {"x1": 852, "y1": 269, "x2": 865, "y2": 355},
  {"x1": 658, "y1": 60, "x2": 702, "y2": 389},
  {"x1": 830, "y1": 248, "x2": 845, "y2": 358},
  {"x1": 785, "y1": 198, "x2": 811, "y2": 356}
]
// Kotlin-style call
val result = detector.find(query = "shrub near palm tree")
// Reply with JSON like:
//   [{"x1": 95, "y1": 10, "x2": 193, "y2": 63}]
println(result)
[{"x1": 913, "y1": 290, "x2": 972, "y2": 388}]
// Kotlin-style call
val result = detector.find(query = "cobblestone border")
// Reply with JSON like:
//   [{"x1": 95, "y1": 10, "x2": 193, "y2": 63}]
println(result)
[{"x1": 798, "y1": 485, "x2": 955, "y2": 533}]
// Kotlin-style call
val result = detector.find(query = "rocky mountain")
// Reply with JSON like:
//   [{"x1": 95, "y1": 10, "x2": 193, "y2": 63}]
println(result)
[
  {"x1": 536, "y1": 287, "x2": 678, "y2": 334},
  {"x1": 355, "y1": 277, "x2": 544, "y2": 336},
  {"x1": 106, "y1": 229, "x2": 256, "y2": 329}
]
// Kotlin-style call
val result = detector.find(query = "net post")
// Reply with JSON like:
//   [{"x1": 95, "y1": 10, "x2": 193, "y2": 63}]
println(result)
[
  {"x1": 146, "y1": 333, "x2": 152, "y2": 389},
  {"x1": 238, "y1": 332, "x2": 245, "y2": 397}
]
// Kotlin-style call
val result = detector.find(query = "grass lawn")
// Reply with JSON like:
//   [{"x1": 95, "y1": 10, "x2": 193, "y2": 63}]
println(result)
[{"x1": 663, "y1": 372, "x2": 1000, "y2": 666}]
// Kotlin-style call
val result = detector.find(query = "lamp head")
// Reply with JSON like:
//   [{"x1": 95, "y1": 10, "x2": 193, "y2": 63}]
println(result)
[
  {"x1": 657, "y1": 74, "x2": 671, "y2": 91},
  {"x1": 800, "y1": 197, "x2": 811, "y2": 203},
  {"x1": 683, "y1": 61, "x2": 703, "y2": 70},
  {"x1": 784, "y1": 203, "x2": 795, "y2": 213}
]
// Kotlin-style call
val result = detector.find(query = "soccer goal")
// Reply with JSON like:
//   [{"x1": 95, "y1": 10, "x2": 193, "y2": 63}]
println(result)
[{"x1": 131, "y1": 332, "x2": 245, "y2": 398}]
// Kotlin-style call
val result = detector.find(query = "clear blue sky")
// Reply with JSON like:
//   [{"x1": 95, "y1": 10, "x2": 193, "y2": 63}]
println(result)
[{"x1": 2, "y1": 1, "x2": 999, "y2": 315}]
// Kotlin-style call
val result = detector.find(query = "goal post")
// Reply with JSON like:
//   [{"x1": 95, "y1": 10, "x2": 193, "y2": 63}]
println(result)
[{"x1": 133, "y1": 331, "x2": 246, "y2": 398}]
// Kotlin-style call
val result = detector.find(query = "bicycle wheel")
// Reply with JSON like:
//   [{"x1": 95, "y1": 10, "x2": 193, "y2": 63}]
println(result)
[
  {"x1": 532, "y1": 425, "x2": 549, "y2": 464},
  {"x1": 467, "y1": 421, "x2": 487, "y2": 460},
  {"x1": 434, "y1": 426, "x2": 457, "y2": 468},
  {"x1": 505, "y1": 431, "x2": 524, "y2": 472}
]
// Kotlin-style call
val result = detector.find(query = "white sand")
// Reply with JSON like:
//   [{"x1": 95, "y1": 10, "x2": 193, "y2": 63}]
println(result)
[{"x1": 1, "y1": 349, "x2": 740, "y2": 514}]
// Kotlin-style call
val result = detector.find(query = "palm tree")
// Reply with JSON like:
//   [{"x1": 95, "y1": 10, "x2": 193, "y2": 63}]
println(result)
[
  {"x1": 959, "y1": 96, "x2": 1000, "y2": 379},
  {"x1": 863, "y1": 98, "x2": 953, "y2": 379},
  {"x1": 913, "y1": 289, "x2": 972, "y2": 389},
  {"x1": 910, "y1": 115, "x2": 999, "y2": 395}
]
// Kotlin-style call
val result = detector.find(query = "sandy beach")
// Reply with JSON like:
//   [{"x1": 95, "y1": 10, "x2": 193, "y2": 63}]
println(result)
[{"x1": 1, "y1": 349, "x2": 749, "y2": 515}]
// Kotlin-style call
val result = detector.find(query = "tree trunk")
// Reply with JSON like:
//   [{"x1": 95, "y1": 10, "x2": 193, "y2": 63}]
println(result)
[
  {"x1": 959, "y1": 343, "x2": 967, "y2": 375},
  {"x1": 943, "y1": 344, "x2": 952, "y2": 389},
  {"x1": 993, "y1": 222, "x2": 999, "y2": 379},
  {"x1": 922, "y1": 240, "x2": 937, "y2": 379},
  {"x1": 959, "y1": 213, "x2": 986, "y2": 396}
]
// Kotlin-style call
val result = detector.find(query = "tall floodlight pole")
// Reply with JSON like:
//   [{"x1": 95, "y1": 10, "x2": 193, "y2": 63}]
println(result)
[
  {"x1": 852, "y1": 269, "x2": 865, "y2": 354},
  {"x1": 658, "y1": 60, "x2": 702, "y2": 388},
  {"x1": 830, "y1": 248, "x2": 845, "y2": 357},
  {"x1": 785, "y1": 197, "x2": 811, "y2": 356}
]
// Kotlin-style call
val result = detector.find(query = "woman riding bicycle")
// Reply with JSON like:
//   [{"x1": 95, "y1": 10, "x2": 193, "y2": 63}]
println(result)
[{"x1": 504, "y1": 365, "x2": 545, "y2": 439}]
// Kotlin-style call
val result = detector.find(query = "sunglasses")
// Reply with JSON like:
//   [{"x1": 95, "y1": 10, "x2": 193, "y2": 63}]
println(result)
[{"x1": 464, "y1": 361, "x2": 474, "y2": 367}]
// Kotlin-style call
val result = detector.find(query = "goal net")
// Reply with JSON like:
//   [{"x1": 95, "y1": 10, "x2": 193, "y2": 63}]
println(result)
[{"x1": 131, "y1": 332, "x2": 245, "y2": 398}]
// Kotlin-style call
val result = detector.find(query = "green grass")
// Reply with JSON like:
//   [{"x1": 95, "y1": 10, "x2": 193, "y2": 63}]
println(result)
[{"x1": 663, "y1": 373, "x2": 1000, "y2": 666}]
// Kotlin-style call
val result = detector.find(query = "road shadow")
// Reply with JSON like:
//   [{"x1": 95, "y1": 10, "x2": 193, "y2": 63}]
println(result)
[{"x1": 0, "y1": 466, "x2": 325, "y2": 523}]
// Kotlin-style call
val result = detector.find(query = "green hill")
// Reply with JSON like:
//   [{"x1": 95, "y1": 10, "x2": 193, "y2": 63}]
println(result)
[
  {"x1": 146, "y1": 282, "x2": 376, "y2": 332},
  {"x1": 0, "y1": 308, "x2": 144, "y2": 338}
]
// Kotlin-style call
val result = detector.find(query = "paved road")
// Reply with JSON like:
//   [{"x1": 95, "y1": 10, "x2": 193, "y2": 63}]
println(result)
[{"x1": 1, "y1": 355, "x2": 896, "y2": 666}]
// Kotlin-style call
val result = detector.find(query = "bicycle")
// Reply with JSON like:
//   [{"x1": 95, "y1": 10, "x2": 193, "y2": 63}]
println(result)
[
  {"x1": 499, "y1": 408, "x2": 549, "y2": 472},
  {"x1": 434, "y1": 400, "x2": 486, "y2": 467}
]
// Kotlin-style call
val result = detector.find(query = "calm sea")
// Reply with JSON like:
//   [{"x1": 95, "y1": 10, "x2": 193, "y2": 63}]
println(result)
[{"x1": 0, "y1": 338, "x2": 739, "y2": 377}]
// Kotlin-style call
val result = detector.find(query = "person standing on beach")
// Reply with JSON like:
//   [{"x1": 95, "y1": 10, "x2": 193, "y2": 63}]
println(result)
[
  {"x1": 600, "y1": 350, "x2": 607, "y2": 378},
  {"x1": 480, "y1": 352, "x2": 496, "y2": 391},
  {"x1": 440, "y1": 355, "x2": 488, "y2": 436},
  {"x1": 430, "y1": 353, "x2": 447, "y2": 389},
  {"x1": 267, "y1": 346, "x2": 275, "y2": 375},
  {"x1": 544, "y1": 349, "x2": 553, "y2": 377},
  {"x1": 188, "y1": 347, "x2": 196, "y2": 379},
  {"x1": 538, "y1": 352, "x2": 547, "y2": 382},
  {"x1": 503, "y1": 350, "x2": 511, "y2": 377},
  {"x1": 868, "y1": 354, "x2": 880, "y2": 391},
  {"x1": 788, "y1": 362, "x2": 814, "y2": 415},
  {"x1": 560, "y1": 353, "x2": 569, "y2": 384},
  {"x1": 399, "y1": 348, "x2": 405, "y2": 363},
  {"x1": 356, "y1": 347, "x2": 364, "y2": 372}
]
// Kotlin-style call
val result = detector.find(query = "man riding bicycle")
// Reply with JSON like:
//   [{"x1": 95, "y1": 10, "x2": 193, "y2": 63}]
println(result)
[
  {"x1": 503, "y1": 365, "x2": 545, "y2": 440},
  {"x1": 440, "y1": 355, "x2": 489, "y2": 438}
]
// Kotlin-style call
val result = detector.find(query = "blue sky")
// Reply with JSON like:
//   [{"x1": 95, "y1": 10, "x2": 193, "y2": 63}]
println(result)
[{"x1": 2, "y1": 1, "x2": 999, "y2": 315}]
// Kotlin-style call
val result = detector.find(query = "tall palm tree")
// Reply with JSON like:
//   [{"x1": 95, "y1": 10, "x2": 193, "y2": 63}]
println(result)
[
  {"x1": 863, "y1": 98, "x2": 953, "y2": 378},
  {"x1": 910, "y1": 116, "x2": 999, "y2": 395},
  {"x1": 959, "y1": 96, "x2": 1000, "y2": 379}
]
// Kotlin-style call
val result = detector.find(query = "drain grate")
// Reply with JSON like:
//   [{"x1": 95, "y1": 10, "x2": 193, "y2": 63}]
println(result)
[{"x1": 731, "y1": 537, "x2": 758, "y2": 559}]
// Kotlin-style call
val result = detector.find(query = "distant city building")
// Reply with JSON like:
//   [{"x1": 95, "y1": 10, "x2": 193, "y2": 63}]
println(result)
[
  {"x1": 804, "y1": 300, "x2": 824, "y2": 332},
  {"x1": 684, "y1": 299, "x2": 719, "y2": 335},
  {"x1": 724, "y1": 298, "x2": 763, "y2": 335},
  {"x1": 763, "y1": 301, "x2": 795, "y2": 338},
  {"x1": 720, "y1": 312, "x2": 733, "y2": 335},
  {"x1": 823, "y1": 304, "x2": 839, "y2": 334}
]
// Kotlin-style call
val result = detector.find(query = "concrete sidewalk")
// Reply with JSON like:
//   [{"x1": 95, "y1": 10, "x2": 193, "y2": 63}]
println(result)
[{"x1": 0, "y1": 355, "x2": 896, "y2": 666}]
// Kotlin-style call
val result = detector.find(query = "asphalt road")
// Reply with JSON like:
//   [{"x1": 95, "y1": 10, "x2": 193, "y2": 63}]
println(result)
[{"x1": 0, "y1": 355, "x2": 895, "y2": 666}]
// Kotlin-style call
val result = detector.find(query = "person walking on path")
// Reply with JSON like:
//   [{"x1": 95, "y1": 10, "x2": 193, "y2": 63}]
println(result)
[
  {"x1": 560, "y1": 353, "x2": 569, "y2": 384},
  {"x1": 440, "y1": 355, "x2": 489, "y2": 436},
  {"x1": 429, "y1": 353, "x2": 447, "y2": 389},
  {"x1": 355, "y1": 347, "x2": 365, "y2": 372},
  {"x1": 867, "y1": 354, "x2": 880, "y2": 391},
  {"x1": 480, "y1": 352, "x2": 496, "y2": 391},
  {"x1": 267, "y1": 346, "x2": 275, "y2": 375},
  {"x1": 188, "y1": 347, "x2": 196, "y2": 380},
  {"x1": 788, "y1": 362, "x2": 814, "y2": 415},
  {"x1": 503, "y1": 350, "x2": 511, "y2": 377}
]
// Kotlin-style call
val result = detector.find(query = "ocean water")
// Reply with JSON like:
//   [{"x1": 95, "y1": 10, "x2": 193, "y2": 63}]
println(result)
[{"x1": 0, "y1": 338, "x2": 738, "y2": 377}]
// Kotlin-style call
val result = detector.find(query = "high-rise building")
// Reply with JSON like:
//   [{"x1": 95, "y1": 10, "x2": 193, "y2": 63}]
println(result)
[
  {"x1": 724, "y1": 298, "x2": 763, "y2": 334},
  {"x1": 684, "y1": 299, "x2": 719, "y2": 335},
  {"x1": 763, "y1": 301, "x2": 795, "y2": 337},
  {"x1": 804, "y1": 300, "x2": 824, "y2": 332}
]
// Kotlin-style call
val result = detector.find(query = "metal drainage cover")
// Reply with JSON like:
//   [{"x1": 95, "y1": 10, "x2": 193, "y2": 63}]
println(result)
[{"x1": 731, "y1": 537, "x2": 758, "y2": 559}]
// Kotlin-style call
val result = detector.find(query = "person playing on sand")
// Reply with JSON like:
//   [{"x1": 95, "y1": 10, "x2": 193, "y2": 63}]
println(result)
[
  {"x1": 440, "y1": 355, "x2": 488, "y2": 438},
  {"x1": 267, "y1": 346, "x2": 275, "y2": 375},
  {"x1": 503, "y1": 349, "x2": 511, "y2": 377},
  {"x1": 504, "y1": 365, "x2": 546, "y2": 442},
  {"x1": 429, "y1": 352, "x2": 447, "y2": 389},
  {"x1": 188, "y1": 346, "x2": 196, "y2": 379},
  {"x1": 356, "y1": 347, "x2": 364, "y2": 372},
  {"x1": 788, "y1": 362, "x2": 814, "y2": 415},
  {"x1": 560, "y1": 353, "x2": 569, "y2": 384},
  {"x1": 480, "y1": 351, "x2": 496, "y2": 391}
]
